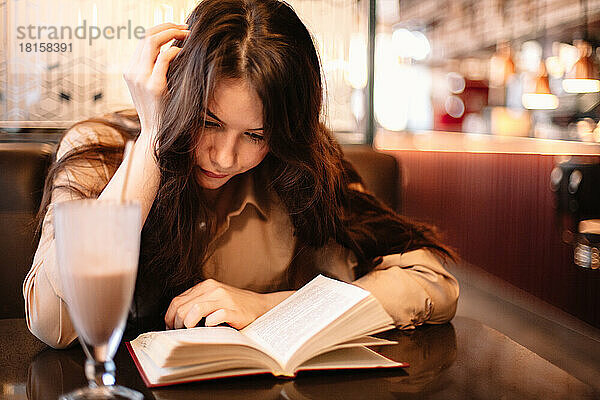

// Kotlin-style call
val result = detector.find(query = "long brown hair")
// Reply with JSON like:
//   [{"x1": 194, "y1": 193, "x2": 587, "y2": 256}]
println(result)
[{"x1": 38, "y1": 0, "x2": 454, "y2": 331}]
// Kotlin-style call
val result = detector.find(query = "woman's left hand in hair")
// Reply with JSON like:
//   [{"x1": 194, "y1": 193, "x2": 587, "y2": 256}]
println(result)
[{"x1": 164, "y1": 279, "x2": 294, "y2": 330}]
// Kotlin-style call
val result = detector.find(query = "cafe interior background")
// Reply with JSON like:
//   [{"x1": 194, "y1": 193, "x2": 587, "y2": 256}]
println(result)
[{"x1": 0, "y1": 0, "x2": 599, "y2": 388}]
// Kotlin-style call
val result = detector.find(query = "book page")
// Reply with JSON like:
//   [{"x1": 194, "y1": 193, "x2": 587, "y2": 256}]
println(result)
[
  {"x1": 133, "y1": 326, "x2": 254, "y2": 348},
  {"x1": 131, "y1": 326, "x2": 272, "y2": 369},
  {"x1": 242, "y1": 275, "x2": 370, "y2": 364},
  {"x1": 128, "y1": 340, "x2": 270, "y2": 386},
  {"x1": 315, "y1": 336, "x2": 397, "y2": 354},
  {"x1": 297, "y1": 346, "x2": 407, "y2": 371}
]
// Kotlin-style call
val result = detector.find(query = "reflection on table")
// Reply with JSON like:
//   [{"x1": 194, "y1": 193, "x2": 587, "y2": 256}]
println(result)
[
  {"x1": 9, "y1": 316, "x2": 596, "y2": 399},
  {"x1": 26, "y1": 323, "x2": 456, "y2": 400}
]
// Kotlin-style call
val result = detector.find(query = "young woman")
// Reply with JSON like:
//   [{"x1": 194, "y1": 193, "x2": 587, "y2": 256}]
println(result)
[{"x1": 24, "y1": 0, "x2": 459, "y2": 349}]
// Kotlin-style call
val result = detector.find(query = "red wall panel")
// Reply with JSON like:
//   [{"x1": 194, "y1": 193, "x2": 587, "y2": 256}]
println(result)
[{"x1": 387, "y1": 150, "x2": 600, "y2": 328}]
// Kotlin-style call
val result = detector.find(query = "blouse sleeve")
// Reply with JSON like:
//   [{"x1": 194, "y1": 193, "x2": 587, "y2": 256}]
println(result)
[
  {"x1": 309, "y1": 238, "x2": 459, "y2": 329},
  {"x1": 23, "y1": 122, "x2": 123, "y2": 348},
  {"x1": 336, "y1": 183, "x2": 459, "y2": 328},
  {"x1": 352, "y1": 249, "x2": 459, "y2": 329}
]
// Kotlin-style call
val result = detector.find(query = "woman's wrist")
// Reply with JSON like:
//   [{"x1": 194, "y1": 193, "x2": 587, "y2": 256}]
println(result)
[{"x1": 138, "y1": 126, "x2": 159, "y2": 150}]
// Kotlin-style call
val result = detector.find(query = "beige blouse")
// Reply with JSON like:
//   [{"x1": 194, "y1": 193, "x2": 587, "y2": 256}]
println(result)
[{"x1": 23, "y1": 118, "x2": 459, "y2": 349}]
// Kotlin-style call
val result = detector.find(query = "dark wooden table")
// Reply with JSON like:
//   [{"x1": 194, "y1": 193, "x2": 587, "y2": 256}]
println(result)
[{"x1": 2, "y1": 317, "x2": 598, "y2": 399}]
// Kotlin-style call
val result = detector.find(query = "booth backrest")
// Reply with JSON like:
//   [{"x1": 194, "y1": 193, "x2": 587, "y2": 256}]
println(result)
[
  {"x1": 342, "y1": 145, "x2": 400, "y2": 210},
  {"x1": 0, "y1": 141, "x2": 399, "y2": 319},
  {"x1": 0, "y1": 142, "x2": 55, "y2": 318}
]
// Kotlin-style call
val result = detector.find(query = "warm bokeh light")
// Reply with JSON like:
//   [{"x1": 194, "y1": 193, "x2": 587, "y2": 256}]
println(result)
[
  {"x1": 374, "y1": 32, "x2": 433, "y2": 131},
  {"x1": 391, "y1": 28, "x2": 431, "y2": 61},
  {"x1": 562, "y1": 78, "x2": 600, "y2": 93},
  {"x1": 489, "y1": 41, "x2": 516, "y2": 87},
  {"x1": 519, "y1": 41, "x2": 543, "y2": 73},
  {"x1": 545, "y1": 56, "x2": 565, "y2": 79},
  {"x1": 374, "y1": 34, "x2": 408, "y2": 131},
  {"x1": 446, "y1": 72, "x2": 466, "y2": 94},
  {"x1": 522, "y1": 93, "x2": 559, "y2": 110},
  {"x1": 410, "y1": 31, "x2": 431, "y2": 61},
  {"x1": 558, "y1": 43, "x2": 580, "y2": 74},
  {"x1": 345, "y1": 34, "x2": 368, "y2": 89},
  {"x1": 490, "y1": 107, "x2": 532, "y2": 136},
  {"x1": 444, "y1": 95, "x2": 465, "y2": 118},
  {"x1": 522, "y1": 61, "x2": 558, "y2": 109}
]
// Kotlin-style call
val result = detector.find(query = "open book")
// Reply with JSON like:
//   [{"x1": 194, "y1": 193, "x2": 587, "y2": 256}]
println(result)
[{"x1": 127, "y1": 275, "x2": 407, "y2": 387}]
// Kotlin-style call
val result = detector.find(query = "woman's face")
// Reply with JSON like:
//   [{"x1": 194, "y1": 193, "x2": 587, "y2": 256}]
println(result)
[{"x1": 194, "y1": 78, "x2": 269, "y2": 190}]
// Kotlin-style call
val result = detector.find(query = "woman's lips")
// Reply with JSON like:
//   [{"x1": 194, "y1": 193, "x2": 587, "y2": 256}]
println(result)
[{"x1": 200, "y1": 168, "x2": 229, "y2": 179}]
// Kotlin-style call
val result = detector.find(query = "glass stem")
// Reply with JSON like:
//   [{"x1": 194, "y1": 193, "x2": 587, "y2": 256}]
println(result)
[{"x1": 85, "y1": 358, "x2": 116, "y2": 387}]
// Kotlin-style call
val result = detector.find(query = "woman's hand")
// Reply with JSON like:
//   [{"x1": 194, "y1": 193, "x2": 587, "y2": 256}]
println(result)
[
  {"x1": 123, "y1": 22, "x2": 190, "y2": 134},
  {"x1": 164, "y1": 279, "x2": 294, "y2": 330}
]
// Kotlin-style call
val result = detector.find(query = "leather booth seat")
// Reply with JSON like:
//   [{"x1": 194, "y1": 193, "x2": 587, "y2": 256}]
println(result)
[
  {"x1": 0, "y1": 142, "x2": 55, "y2": 318},
  {"x1": 342, "y1": 145, "x2": 399, "y2": 210},
  {"x1": 0, "y1": 139, "x2": 399, "y2": 318}
]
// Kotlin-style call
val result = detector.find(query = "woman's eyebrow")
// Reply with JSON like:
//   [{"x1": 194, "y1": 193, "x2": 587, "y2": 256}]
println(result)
[
  {"x1": 205, "y1": 109, "x2": 223, "y2": 123},
  {"x1": 205, "y1": 109, "x2": 264, "y2": 131}
]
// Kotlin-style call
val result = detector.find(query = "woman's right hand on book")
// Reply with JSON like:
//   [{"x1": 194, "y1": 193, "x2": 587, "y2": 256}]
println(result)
[
  {"x1": 164, "y1": 279, "x2": 294, "y2": 330},
  {"x1": 123, "y1": 23, "x2": 190, "y2": 135}
]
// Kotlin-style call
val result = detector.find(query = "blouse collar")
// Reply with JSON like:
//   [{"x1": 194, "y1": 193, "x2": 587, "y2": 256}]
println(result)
[{"x1": 208, "y1": 163, "x2": 272, "y2": 239}]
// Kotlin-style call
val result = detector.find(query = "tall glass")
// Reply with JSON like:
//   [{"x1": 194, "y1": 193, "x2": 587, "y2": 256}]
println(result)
[{"x1": 54, "y1": 199, "x2": 143, "y2": 400}]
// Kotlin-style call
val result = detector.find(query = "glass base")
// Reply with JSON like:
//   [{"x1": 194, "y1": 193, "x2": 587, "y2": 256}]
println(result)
[{"x1": 59, "y1": 385, "x2": 144, "y2": 400}]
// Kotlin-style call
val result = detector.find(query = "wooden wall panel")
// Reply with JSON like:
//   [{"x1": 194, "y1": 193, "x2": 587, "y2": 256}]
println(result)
[{"x1": 387, "y1": 150, "x2": 600, "y2": 328}]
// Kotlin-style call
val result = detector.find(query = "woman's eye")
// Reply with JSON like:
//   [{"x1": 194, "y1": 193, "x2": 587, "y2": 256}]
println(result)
[
  {"x1": 245, "y1": 132, "x2": 265, "y2": 144},
  {"x1": 203, "y1": 120, "x2": 220, "y2": 129}
]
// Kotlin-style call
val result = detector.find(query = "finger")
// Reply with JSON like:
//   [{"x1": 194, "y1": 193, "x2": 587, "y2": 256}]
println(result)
[
  {"x1": 165, "y1": 280, "x2": 223, "y2": 328},
  {"x1": 205, "y1": 309, "x2": 230, "y2": 327},
  {"x1": 149, "y1": 46, "x2": 183, "y2": 85},
  {"x1": 205, "y1": 309, "x2": 250, "y2": 329},
  {"x1": 176, "y1": 301, "x2": 221, "y2": 329},
  {"x1": 172, "y1": 292, "x2": 221, "y2": 329},
  {"x1": 133, "y1": 28, "x2": 188, "y2": 77},
  {"x1": 144, "y1": 28, "x2": 190, "y2": 57},
  {"x1": 168, "y1": 292, "x2": 217, "y2": 329},
  {"x1": 130, "y1": 23, "x2": 187, "y2": 67},
  {"x1": 165, "y1": 296, "x2": 187, "y2": 329},
  {"x1": 139, "y1": 30, "x2": 190, "y2": 78},
  {"x1": 182, "y1": 302, "x2": 217, "y2": 329},
  {"x1": 144, "y1": 22, "x2": 189, "y2": 38},
  {"x1": 165, "y1": 290, "x2": 203, "y2": 329}
]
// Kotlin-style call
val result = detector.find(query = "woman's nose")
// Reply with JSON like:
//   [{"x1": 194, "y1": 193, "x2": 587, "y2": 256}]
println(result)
[{"x1": 211, "y1": 133, "x2": 237, "y2": 171}]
